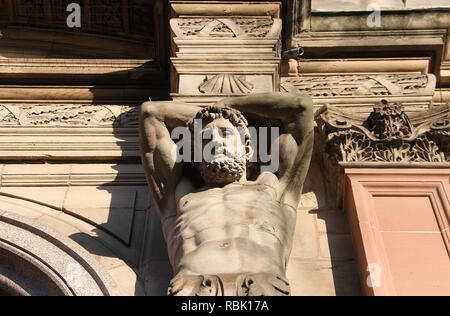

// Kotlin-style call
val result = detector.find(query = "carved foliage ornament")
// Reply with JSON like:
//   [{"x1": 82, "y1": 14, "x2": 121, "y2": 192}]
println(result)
[
  {"x1": 315, "y1": 100, "x2": 450, "y2": 163},
  {"x1": 171, "y1": 18, "x2": 282, "y2": 39},
  {"x1": 0, "y1": 104, "x2": 139, "y2": 127},
  {"x1": 281, "y1": 74, "x2": 434, "y2": 97}
]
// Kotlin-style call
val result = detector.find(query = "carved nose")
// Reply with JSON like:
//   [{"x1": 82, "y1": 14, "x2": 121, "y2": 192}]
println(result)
[
  {"x1": 212, "y1": 128, "x2": 222, "y2": 140},
  {"x1": 211, "y1": 129, "x2": 224, "y2": 145}
]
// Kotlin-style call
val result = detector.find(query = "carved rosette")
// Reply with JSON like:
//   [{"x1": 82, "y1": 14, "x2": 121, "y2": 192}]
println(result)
[{"x1": 315, "y1": 100, "x2": 450, "y2": 163}]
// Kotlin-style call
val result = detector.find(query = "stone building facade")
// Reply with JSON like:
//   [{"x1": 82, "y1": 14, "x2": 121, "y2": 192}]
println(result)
[{"x1": 0, "y1": 0, "x2": 448, "y2": 296}]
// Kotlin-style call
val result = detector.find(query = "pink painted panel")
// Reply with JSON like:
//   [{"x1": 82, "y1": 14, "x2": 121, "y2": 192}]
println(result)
[
  {"x1": 374, "y1": 196, "x2": 440, "y2": 232},
  {"x1": 381, "y1": 231, "x2": 450, "y2": 296},
  {"x1": 344, "y1": 169, "x2": 450, "y2": 296}
]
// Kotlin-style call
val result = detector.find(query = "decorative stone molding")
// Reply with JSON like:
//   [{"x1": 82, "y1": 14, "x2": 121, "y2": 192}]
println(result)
[
  {"x1": 0, "y1": 127, "x2": 139, "y2": 160},
  {"x1": 316, "y1": 100, "x2": 450, "y2": 163},
  {"x1": 0, "y1": 59, "x2": 161, "y2": 84},
  {"x1": 0, "y1": 86, "x2": 159, "y2": 102},
  {"x1": 282, "y1": 74, "x2": 436, "y2": 111},
  {"x1": 0, "y1": 103, "x2": 140, "y2": 161},
  {"x1": 315, "y1": 100, "x2": 449, "y2": 208},
  {"x1": 169, "y1": 1, "x2": 282, "y2": 105},
  {"x1": 171, "y1": 18, "x2": 282, "y2": 39},
  {"x1": 297, "y1": 58, "x2": 431, "y2": 76},
  {"x1": 292, "y1": 4, "x2": 450, "y2": 87},
  {"x1": 170, "y1": 1, "x2": 281, "y2": 18},
  {"x1": 0, "y1": 212, "x2": 118, "y2": 296},
  {"x1": 282, "y1": 74, "x2": 434, "y2": 98},
  {"x1": 0, "y1": 104, "x2": 138, "y2": 127},
  {"x1": 0, "y1": 0, "x2": 160, "y2": 45},
  {"x1": 198, "y1": 74, "x2": 254, "y2": 95}
]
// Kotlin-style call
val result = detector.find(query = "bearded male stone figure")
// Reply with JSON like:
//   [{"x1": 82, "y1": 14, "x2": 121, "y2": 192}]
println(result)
[{"x1": 139, "y1": 93, "x2": 314, "y2": 296}]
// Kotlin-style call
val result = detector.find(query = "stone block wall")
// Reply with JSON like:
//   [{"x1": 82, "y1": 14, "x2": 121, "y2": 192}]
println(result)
[{"x1": 287, "y1": 160, "x2": 362, "y2": 296}]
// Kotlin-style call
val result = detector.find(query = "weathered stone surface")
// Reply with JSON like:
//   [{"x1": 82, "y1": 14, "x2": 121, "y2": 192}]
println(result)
[
  {"x1": 291, "y1": 210, "x2": 319, "y2": 259},
  {"x1": 319, "y1": 234, "x2": 356, "y2": 260},
  {"x1": 316, "y1": 210, "x2": 351, "y2": 235},
  {"x1": 107, "y1": 265, "x2": 140, "y2": 297},
  {"x1": 312, "y1": 0, "x2": 405, "y2": 11},
  {"x1": 406, "y1": 0, "x2": 450, "y2": 9},
  {"x1": 286, "y1": 260, "x2": 362, "y2": 296}
]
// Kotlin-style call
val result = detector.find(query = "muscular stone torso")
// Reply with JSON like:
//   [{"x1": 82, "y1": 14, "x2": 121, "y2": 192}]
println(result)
[{"x1": 162, "y1": 175, "x2": 297, "y2": 278}]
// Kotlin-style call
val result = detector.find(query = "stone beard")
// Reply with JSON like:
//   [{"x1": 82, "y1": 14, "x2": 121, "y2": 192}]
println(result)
[
  {"x1": 187, "y1": 105, "x2": 252, "y2": 187},
  {"x1": 196, "y1": 159, "x2": 247, "y2": 187},
  {"x1": 139, "y1": 93, "x2": 314, "y2": 296}
]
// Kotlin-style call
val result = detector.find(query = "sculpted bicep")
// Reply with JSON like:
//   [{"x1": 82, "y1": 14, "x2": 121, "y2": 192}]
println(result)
[
  {"x1": 140, "y1": 110, "x2": 182, "y2": 215},
  {"x1": 276, "y1": 133, "x2": 298, "y2": 180},
  {"x1": 153, "y1": 136, "x2": 183, "y2": 190},
  {"x1": 276, "y1": 130, "x2": 314, "y2": 208}
]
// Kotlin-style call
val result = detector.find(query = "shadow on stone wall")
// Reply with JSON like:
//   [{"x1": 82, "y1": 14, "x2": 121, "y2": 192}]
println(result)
[
  {"x1": 59, "y1": 61, "x2": 174, "y2": 296},
  {"x1": 301, "y1": 146, "x2": 363, "y2": 296}
]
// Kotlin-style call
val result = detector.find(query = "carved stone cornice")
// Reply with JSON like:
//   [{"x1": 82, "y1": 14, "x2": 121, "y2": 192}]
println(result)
[{"x1": 315, "y1": 100, "x2": 450, "y2": 163}]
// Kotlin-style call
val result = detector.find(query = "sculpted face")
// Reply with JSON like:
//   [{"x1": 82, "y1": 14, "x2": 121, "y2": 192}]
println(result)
[{"x1": 198, "y1": 117, "x2": 249, "y2": 186}]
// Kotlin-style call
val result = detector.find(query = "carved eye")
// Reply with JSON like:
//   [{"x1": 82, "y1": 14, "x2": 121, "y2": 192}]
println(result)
[{"x1": 224, "y1": 128, "x2": 235, "y2": 136}]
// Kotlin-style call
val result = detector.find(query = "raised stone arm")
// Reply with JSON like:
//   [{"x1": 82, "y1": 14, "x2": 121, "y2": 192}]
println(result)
[
  {"x1": 215, "y1": 92, "x2": 314, "y2": 208},
  {"x1": 139, "y1": 101, "x2": 202, "y2": 219}
]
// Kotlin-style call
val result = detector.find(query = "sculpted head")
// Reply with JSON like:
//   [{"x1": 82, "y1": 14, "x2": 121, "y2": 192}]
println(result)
[{"x1": 187, "y1": 106, "x2": 252, "y2": 186}]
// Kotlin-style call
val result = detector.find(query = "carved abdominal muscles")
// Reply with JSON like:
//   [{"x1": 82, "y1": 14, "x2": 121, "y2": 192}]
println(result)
[{"x1": 139, "y1": 93, "x2": 314, "y2": 296}]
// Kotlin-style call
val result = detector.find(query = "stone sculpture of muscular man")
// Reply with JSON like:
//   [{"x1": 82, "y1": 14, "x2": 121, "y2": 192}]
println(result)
[{"x1": 139, "y1": 93, "x2": 314, "y2": 296}]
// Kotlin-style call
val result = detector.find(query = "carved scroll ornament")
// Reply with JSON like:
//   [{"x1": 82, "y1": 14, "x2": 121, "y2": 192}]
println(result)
[
  {"x1": 315, "y1": 100, "x2": 450, "y2": 163},
  {"x1": 282, "y1": 74, "x2": 435, "y2": 97},
  {"x1": 171, "y1": 18, "x2": 281, "y2": 39},
  {"x1": 0, "y1": 104, "x2": 139, "y2": 127}
]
